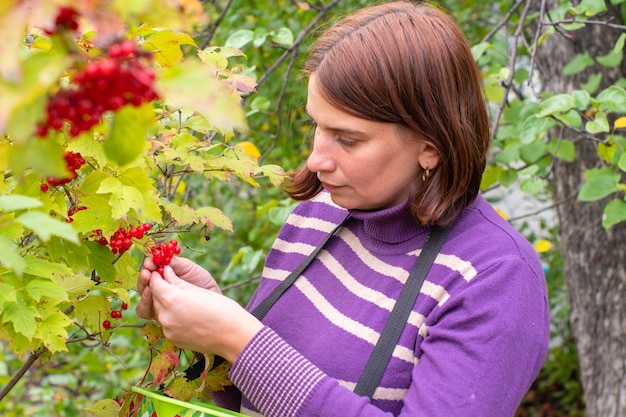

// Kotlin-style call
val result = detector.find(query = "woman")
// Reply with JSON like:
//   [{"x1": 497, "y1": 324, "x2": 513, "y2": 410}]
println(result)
[{"x1": 136, "y1": 2, "x2": 549, "y2": 416}]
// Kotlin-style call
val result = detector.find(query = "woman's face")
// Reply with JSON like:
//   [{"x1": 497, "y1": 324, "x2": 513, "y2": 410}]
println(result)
[{"x1": 306, "y1": 73, "x2": 434, "y2": 211}]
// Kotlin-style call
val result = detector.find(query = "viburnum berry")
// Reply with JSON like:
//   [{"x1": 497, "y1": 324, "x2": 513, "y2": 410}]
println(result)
[
  {"x1": 40, "y1": 183, "x2": 49, "y2": 192},
  {"x1": 151, "y1": 239, "x2": 181, "y2": 275},
  {"x1": 46, "y1": 151, "x2": 85, "y2": 187},
  {"x1": 121, "y1": 302, "x2": 128, "y2": 311},
  {"x1": 37, "y1": 39, "x2": 158, "y2": 138},
  {"x1": 111, "y1": 310, "x2": 123, "y2": 319},
  {"x1": 108, "y1": 223, "x2": 152, "y2": 254},
  {"x1": 43, "y1": 6, "x2": 79, "y2": 35},
  {"x1": 102, "y1": 320, "x2": 111, "y2": 330}
]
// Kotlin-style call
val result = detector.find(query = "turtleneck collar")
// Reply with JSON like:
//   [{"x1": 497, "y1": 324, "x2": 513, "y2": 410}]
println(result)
[{"x1": 348, "y1": 200, "x2": 428, "y2": 245}]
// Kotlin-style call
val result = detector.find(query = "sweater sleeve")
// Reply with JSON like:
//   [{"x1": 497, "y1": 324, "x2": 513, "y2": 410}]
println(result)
[{"x1": 228, "y1": 256, "x2": 549, "y2": 417}]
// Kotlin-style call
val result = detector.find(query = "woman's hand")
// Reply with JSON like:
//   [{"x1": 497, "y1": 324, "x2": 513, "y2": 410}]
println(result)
[
  {"x1": 136, "y1": 256, "x2": 220, "y2": 320},
  {"x1": 148, "y1": 265, "x2": 263, "y2": 363}
]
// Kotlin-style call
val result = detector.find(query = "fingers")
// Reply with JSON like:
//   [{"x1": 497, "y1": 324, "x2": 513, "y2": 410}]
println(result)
[{"x1": 135, "y1": 285, "x2": 155, "y2": 319}]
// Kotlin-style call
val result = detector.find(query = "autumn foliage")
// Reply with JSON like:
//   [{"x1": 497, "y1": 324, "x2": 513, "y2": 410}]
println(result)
[{"x1": 0, "y1": 0, "x2": 284, "y2": 414}]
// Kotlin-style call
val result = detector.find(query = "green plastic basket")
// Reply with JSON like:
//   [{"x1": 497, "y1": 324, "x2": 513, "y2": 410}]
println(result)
[{"x1": 132, "y1": 386, "x2": 247, "y2": 417}]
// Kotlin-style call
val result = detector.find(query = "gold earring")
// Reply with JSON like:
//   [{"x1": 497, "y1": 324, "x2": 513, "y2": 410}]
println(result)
[{"x1": 422, "y1": 162, "x2": 430, "y2": 181}]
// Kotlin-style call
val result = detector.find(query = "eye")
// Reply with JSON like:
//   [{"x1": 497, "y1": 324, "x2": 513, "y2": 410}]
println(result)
[{"x1": 336, "y1": 137, "x2": 356, "y2": 147}]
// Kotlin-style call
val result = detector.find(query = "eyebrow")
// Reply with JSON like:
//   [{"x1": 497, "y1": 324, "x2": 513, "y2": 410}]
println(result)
[{"x1": 305, "y1": 107, "x2": 367, "y2": 136}]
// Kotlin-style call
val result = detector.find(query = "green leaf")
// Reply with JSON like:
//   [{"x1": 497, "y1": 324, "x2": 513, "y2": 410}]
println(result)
[
  {"x1": 157, "y1": 60, "x2": 247, "y2": 134},
  {"x1": 480, "y1": 165, "x2": 502, "y2": 190},
  {"x1": 553, "y1": 110, "x2": 582, "y2": 128},
  {"x1": 598, "y1": 141, "x2": 616, "y2": 164},
  {"x1": 82, "y1": 399, "x2": 120, "y2": 417},
  {"x1": 585, "y1": 111, "x2": 610, "y2": 134},
  {"x1": 498, "y1": 168, "x2": 518, "y2": 187},
  {"x1": 471, "y1": 41, "x2": 492, "y2": 61},
  {"x1": 8, "y1": 133, "x2": 67, "y2": 179},
  {"x1": 52, "y1": 272, "x2": 95, "y2": 298},
  {"x1": 73, "y1": 295, "x2": 109, "y2": 331},
  {"x1": 25, "y1": 278, "x2": 68, "y2": 302},
  {"x1": 272, "y1": 27, "x2": 294, "y2": 47},
  {"x1": 15, "y1": 211, "x2": 79, "y2": 243},
  {"x1": 258, "y1": 164, "x2": 286, "y2": 188},
  {"x1": 253, "y1": 27, "x2": 269, "y2": 47},
  {"x1": 520, "y1": 141, "x2": 548, "y2": 164},
  {"x1": 23, "y1": 255, "x2": 72, "y2": 279},
  {"x1": 0, "y1": 282, "x2": 17, "y2": 309},
  {"x1": 619, "y1": 152, "x2": 626, "y2": 171},
  {"x1": 570, "y1": 0, "x2": 607, "y2": 16},
  {"x1": 597, "y1": 33, "x2": 626, "y2": 68},
  {"x1": 196, "y1": 206, "x2": 233, "y2": 231},
  {"x1": 572, "y1": 90, "x2": 591, "y2": 109},
  {"x1": 36, "y1": 312, "x2": 72, "y2": 354},
  {"x1": 602, "y1": 198, "x2": 626, "y2": 229},
  {"x1": 0, "y1": 194, "x2": 43, "y2": 212},
  {"x1": 97, "y1": 177, "x2": 145, "y2": 219},
  {"x1": 597, "y1": 86, "x2": 626, "y2": 112},
  {"x1": 521, "y1": 116, "x2": 555, "y2": 144},
  {"x1": 226, "y1": 29, "x2": 254, "y2": 49},
  {"x1": 536, "y1": 94, "x2": 577, "y2": 117},
  {"x1": 0, "y1": 234, "x2": 25, "y2": 275},
  {"x1": 520, "y1": 177, "x2": 545, "y2": 194},
  {"x1": 563, "y1": 53, "x2": 594, "y2": 75},
  {"x1": 2, "y1": 302, "x2": 38, "y2": 340},
  {"x1": 164, "y1": 203, "x2": 197, "y2": 226},
  {"x1": 548, "y1": 138, "x2": 576, "y2": 162},
  {"x1": 104, "y1": 104, "x2": 153, "y2": 166},
  {"x1": 582, "y1": 73, "x2": 603, "y2": 93},
  {"x1": 0, "y1": 51, "x2": 71, "y2": 143},
  {"x1": 578, "y1": 168, "x2": 620, "y2": 201}
]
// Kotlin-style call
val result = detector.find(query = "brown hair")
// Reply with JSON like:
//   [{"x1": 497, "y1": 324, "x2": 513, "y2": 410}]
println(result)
[{"x1": 285, "y1": 1, "x2": 490, "y2": 226}]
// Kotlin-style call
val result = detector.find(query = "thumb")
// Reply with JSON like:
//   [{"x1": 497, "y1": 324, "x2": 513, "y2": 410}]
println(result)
[{"x1": 161, "y1": 265, "x2": 183, "y2": 286}]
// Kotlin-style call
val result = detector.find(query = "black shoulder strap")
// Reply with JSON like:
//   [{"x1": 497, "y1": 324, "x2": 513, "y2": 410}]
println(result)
[
  {"x1": 250, "y1": 215, "x2": 351, "y2": 320},
  {"x1": 353, "y1": 225, "x2": 449, "y2": 398},
  {"x1": 249, "y1": 216, "x2": 449, "y2": 400}
]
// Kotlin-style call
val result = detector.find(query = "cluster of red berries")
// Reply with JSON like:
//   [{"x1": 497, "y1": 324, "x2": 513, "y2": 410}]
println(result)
[
  {"x1": 44, "y1": 6, "x2": 80, "y2": 35},
  {"x1": 37, "y1": 39, "x2": 158, "y2": 138},
  {"x1": 102, "y1": 301, "x2": 129, "y2": 330},
  {"x1": 66, "y1": 204, "x2": 87, "y2": 223},
  {"x1": 151, "y1": 239, "x2": 181, "y2": 275},
  {"x1": 44, "y1": 151, "x2": 86, "y2": 187},
  {"x1": 109, "y1": 223, "x2": 153, "y2": 255},
  {"x1": 88, "y1": 229, "x2": 109, "y2": 246}
]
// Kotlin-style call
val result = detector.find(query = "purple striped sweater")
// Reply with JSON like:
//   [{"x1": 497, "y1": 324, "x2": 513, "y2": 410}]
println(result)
[{"x1": 213, "y1": 191, "x2": 549, "y2": 416}]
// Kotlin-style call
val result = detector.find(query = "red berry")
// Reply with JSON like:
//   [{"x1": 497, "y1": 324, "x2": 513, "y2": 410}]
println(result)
[
  {"x1": 111, "y1": 310, "x2": 123, "y2": 319},
  {"x1": 121, "y1": 302, "x2": 128, "y2": 310},
  {"x1": 40, "y1": 183, "x2": 49, "y2": 192},
  {"x1": 102, "y1": 320, "x2": 111, "y2": 329}
]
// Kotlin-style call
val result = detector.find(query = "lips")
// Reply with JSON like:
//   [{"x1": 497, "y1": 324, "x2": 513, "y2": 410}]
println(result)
[{"x1": 321, "y1": 181, "x2": 342, "y2": 192}]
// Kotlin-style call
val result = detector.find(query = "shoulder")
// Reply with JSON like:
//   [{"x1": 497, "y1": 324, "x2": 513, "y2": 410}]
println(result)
[
  {"x1": 285, "y1": 191, "x2": 349, "y2": 231},
  {"x1": 449, "y1": 194, "x2": 541, "y2": 266}
]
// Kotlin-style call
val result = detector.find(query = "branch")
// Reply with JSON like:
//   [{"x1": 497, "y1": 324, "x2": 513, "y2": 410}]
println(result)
[
  {"x1": 0, "y1": 347, "x2": 47, "y2": 402},
  {"x1": 480, "y1": 0, "x2": 526, "y2": 43},
  {"x1": 541, "y1": 18, "x2": 626, "y2": 31},
  {"x1": 254, "y1": 0, "x2": 341, "y2": 92},
  {"x1": 199, "y1": 0, "x2": 235, "y2": 50},
  {"x1": 489, "y1": 0, "x2": 534, "y2": 142}
]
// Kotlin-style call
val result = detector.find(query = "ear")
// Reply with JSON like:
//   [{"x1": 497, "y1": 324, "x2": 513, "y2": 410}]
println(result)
[{"x1": 418, "y1": 142, "x2": 440, "y2": 170}]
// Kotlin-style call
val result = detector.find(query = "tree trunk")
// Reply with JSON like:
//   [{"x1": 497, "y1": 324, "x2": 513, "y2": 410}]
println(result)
[{"x1": 534, "y1": 4, "x2": 626, "y2": 416}]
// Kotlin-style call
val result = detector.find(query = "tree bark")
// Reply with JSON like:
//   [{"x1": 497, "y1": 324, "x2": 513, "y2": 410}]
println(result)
[{"x1": 534, "y1": 3, "x2": 626, "y2": 416}]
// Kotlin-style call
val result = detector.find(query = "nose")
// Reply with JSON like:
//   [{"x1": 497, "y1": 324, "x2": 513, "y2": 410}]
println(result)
[{"x1": 306, "y1": 130, "x2": 336, "y2": 173}]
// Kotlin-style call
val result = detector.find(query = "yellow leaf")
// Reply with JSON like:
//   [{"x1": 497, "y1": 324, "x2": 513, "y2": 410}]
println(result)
[
  {"x1": 493, "y1": 207, "x2": 507, "y2": 220},
  {"x1": 235, "y1": 141, "x2": 261, "y2": 159},
  {"x1": 534, "y1": 239, "x2": 552, "y2": 253},
  {"x1": 143, "y1": 30, "x2": 197, "y2": 67},
  {"x1": 614, "y1": 116, "x2": 626, "y2": 129}
]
